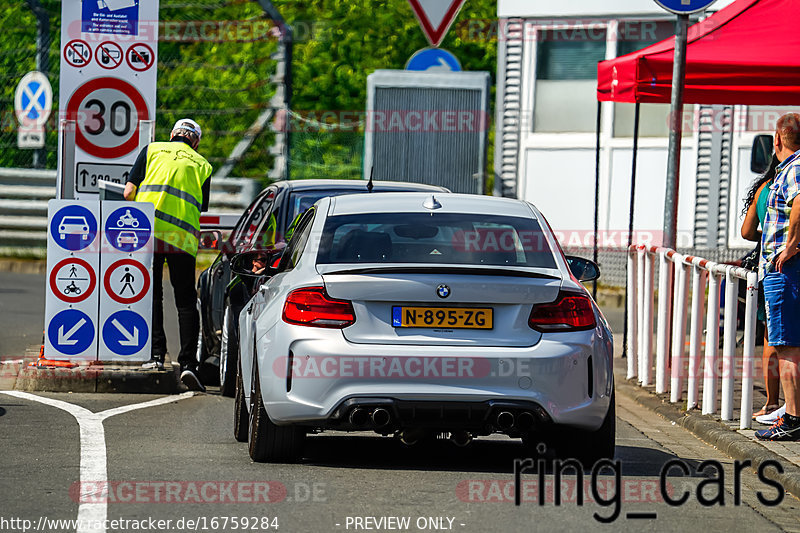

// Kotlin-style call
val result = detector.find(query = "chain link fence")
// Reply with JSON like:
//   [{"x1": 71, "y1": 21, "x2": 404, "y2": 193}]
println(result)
[
  {"x1": 287, "y1": 110, "x2": 364, "y2": 179},
  {"x1": 1, "y1": 1, "x2": 60, "y2": 169},
  {"x1": 2, "y1": 0, "x2": 281, "y2": 182}
]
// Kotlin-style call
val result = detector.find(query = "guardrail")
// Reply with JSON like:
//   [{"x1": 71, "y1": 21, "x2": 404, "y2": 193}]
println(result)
[
  {"x1": 0, "y1": 167, "x2": 258, "y2": 252},
  {"x1": 627, "y1": 244, "x2": 759, "y2": 429}
]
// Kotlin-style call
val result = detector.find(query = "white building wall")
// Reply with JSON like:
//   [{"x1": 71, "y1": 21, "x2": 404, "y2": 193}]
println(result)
[
  {"x1": 499, "y1": 0, "x2": 735, "y2": 18},
  {"x1": 497, "y1": 0, "x2": 754, "y2": 251}
]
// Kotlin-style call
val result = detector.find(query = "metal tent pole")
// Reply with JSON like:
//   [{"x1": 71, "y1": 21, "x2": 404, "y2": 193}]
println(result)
[
  {"x1": 628, "y1": 103, "x2": 641, "y2": 249},
  {"x1": 622, "y1": 102, "x2": 641, "y2": 359},
  {"x1": 663, "y1": 14, "x2": 690, "y2": 249},
  {"x1": 592, "y1": 101, "x2": 602, "y2": 299}
]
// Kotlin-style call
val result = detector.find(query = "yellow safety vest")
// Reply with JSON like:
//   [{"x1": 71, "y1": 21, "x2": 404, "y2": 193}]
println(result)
[{"x1": 135, "y1": 141, "x2": 212, "y2": 256}]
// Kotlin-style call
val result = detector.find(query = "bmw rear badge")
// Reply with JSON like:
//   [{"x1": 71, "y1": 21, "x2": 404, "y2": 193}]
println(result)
[{"x1": 436, "y1": 284, "x2": 451, "y2": 299}]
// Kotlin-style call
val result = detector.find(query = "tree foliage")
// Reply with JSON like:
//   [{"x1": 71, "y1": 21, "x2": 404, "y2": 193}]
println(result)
[{"x1": 1, "y1": 0, "x2": 496, "y2": 190}]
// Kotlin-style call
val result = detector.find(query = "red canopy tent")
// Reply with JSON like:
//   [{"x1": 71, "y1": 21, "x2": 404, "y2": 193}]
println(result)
[
  {"x1": 597, "y1": 0, "x2": 800, "y2": 105},
  {"x1": 590, "y1": 0, "x2": 799, "y2": 349}
]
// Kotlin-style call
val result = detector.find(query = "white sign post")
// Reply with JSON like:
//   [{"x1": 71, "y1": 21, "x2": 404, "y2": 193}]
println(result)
[
  {"x1": 99, "y1": 201, "x2": 154, "y2": 362},
  {"x1": 44, "y1": 200, "x2": 101, "y2": 360},
  {"x1": 58, "y1": 0, "x2": 159, "y2": 199}
]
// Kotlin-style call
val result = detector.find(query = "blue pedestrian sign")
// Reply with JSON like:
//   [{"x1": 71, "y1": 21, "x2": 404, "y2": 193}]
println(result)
[
  {"x1": 104, "y1": 206, "x2": 152, "y2": 252},
  {"x1": 50, "y1": 205, "x2": 98, "y2": 251},
  {"x1": 654, "y1": 0, "x2": 717, "y2": 15},
  {"x1": 102, "y1": 310, "x2": 148, "y2": 356},
  {"x1": 406, "y1": 48, "x2": 462, "y2": 72},
  {"x1": 47, "y1": 309, "x2": 95, "y2": 356}
]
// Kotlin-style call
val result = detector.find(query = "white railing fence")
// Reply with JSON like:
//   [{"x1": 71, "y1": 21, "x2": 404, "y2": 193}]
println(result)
[{"x1": 626, "y1": 245, "x2": 759, "y2": 429}]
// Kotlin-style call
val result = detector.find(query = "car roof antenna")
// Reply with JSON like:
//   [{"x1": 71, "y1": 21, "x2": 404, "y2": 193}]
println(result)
[{"x1": 367, "y1": 166, "x2": 374, "y2": 193}]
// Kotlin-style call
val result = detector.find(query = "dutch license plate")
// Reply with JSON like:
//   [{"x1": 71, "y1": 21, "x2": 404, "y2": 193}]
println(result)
[{"x1": 392, "y1": 306, "x2": 493, "y2": 329}]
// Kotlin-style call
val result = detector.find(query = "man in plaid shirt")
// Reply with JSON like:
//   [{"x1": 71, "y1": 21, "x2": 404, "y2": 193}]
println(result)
[{"x1": 757, "y1": 113, "x2": 800, "y2": 441}]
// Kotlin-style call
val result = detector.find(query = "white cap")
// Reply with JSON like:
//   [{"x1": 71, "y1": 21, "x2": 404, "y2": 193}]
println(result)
[{"x1": 172, "y1": 118, "x2": 202, "y2": 140}]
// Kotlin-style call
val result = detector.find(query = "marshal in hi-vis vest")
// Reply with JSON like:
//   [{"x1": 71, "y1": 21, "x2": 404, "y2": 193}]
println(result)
[{"x1": 135, "y1": 141, "x2": 212, "y2": 256}]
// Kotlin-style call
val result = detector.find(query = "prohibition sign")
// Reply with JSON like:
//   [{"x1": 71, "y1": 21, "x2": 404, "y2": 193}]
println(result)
[
  {"x1": 126, "y1": 43, "x2": 154, "y2": 72},
  {"x1": 96, "y1": 41, "x2": 124, "y2": 70},
  {"x1": 64, "y1": 39, "x2": 92, "y2": 68},
  {"x1": 49, "y1": 257, "x2": 96, "y2": 304},
  {"x1": 66, "y1": 77, "x2": 149, "y2": 159},
  {"x1": 104, "y1": 258, "x2": 150, "y2": 304}
]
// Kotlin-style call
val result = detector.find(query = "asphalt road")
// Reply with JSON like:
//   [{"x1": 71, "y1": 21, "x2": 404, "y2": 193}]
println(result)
[
  {"x1": 0, "y1": 271, "x2": 47, "y2": 357},
  {"x1": 2, "y1": 388, "x2": 799, "y2": 533},
  {"x1": 2, "y1": 270, "x2": 799, "y2": 532}
]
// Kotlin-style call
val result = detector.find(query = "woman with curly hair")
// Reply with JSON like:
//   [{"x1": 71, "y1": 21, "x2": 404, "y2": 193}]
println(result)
[{"x1": 741, "y1": 153, "x2": 782, "y2": 421}]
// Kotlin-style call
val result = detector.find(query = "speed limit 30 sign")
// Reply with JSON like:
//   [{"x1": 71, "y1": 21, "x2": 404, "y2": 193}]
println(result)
[
  {"x1": 66, "y1": 77, "x2": 149, "y2": 159},
  {"x1": 58, "y1": 0, "x2": 159, "y2": 199}
]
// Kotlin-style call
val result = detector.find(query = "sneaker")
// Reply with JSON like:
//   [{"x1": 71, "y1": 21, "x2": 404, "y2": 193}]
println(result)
[
  {"x1": 756, "y1": 404, "x2": 786, "y2": 426},
  {"x1": 755, "y1": 415, "x2": 800, "y2": 441},
  {"x1": 142, "y1": 358, "x2": 164, "y2": 371},
  {"x1": 180, "y1": 368, "x2": 206, "y2": 392}
]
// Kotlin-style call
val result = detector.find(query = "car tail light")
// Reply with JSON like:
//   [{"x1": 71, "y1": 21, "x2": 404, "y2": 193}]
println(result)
[
  {"x1": 528, "y1": 291, "x2": 596, "y2": 332},
  {"x1": 282, "y1": 286, "x2": 355, "y2": 328}
]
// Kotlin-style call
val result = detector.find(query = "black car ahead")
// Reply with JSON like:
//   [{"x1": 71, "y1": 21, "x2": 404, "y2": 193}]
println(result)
[{"x1": 197, "y1": 179, "x2": 448, "y2": 395}]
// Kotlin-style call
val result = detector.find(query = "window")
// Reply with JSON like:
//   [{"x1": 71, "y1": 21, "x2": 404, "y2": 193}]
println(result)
[
  {"x1": 317, "y1": 213, "x2": 557, "y2": 269},
  {"x1": 534, "y1": 28, "x2": 607, "y2": 133},
  {"x1": 614, "y1": 103, "x2": 681, "y2": 138},
  {"x1": 746, "y1": 106, "x2": 800, "y2": 132},
  {"x1": 612, "y1": 21, "x2": 694, "y2": 138},
  {"x1": 279, "y1": 209, "x2": 315, "y2": 272},
  {"x1": 231, "y1": 189, "x2": 275, "y2": 249}
]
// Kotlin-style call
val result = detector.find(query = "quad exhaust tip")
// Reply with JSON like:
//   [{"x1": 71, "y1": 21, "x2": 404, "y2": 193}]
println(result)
[
  {"x1": 349, "y1": 408, "x2": 368, "y2": 426},
  {"x1": 450, "y1": 431, "x2": 472, "y2": 447},
  {"x1": 496, "y1": 411, "x2": 515, "y2": 430},
  {"x1": 371, "y1": 408, "x2": 391, "y2": 428},
  {"x1": 399, "y1": 428, "x2": 426, "y2": 446},
  {"x1": 516, "y1": 411, "x2": 535, "y2": 431}
]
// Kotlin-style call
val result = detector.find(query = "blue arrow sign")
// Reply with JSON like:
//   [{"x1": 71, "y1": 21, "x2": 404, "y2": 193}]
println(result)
[
  {"x1": 406, "y1": 48, "x2": 462, "y2": 72},
  {"x1": 654, "y1": 0, "x2": 717, "y2": 15},
  {"x1": 48, "y1": 309, "x2": 95, "y2": 356},
  {"x1": 104, "y1": 206, "x2": 152, "y2": 252},
  {"x1": 50, "y1": 205, "x2": 98, "y2": 251},
  {"x1": 102, "y1": 310, "x2": 148, "y2": 356}
]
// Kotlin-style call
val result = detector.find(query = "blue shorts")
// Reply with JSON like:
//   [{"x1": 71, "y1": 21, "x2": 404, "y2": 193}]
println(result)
[{"x1": 763, "y1": 257, "x2": 800, "y2": 346}]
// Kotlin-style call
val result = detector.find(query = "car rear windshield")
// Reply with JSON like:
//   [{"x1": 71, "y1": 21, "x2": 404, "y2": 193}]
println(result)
[{"x1": 316, "y1": 212, "x2": 557, "y2": 268}]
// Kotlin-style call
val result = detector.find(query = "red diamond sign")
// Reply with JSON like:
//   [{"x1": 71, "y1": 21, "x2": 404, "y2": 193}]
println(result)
[{"x1": 407, "y1": 0, "x2": 466, "y2": 47}]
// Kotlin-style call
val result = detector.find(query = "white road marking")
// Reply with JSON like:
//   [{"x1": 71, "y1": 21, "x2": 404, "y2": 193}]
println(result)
[{"x1": 0, "y1": 391, "x2": 195, "y2": 533}]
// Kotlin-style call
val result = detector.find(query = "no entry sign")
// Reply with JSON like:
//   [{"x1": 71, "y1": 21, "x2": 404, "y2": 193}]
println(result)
[
  {"x1": 103, "y1": 258, "x2": 150, "y2": 304},
  {"x1": 50, "y1": 257, "x2": 97, "y2": 304}
]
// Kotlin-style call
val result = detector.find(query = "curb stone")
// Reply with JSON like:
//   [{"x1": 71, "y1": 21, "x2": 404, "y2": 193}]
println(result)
[
  {"x1": 12, "y1": 362, "x2": 182, "y2": 394},
  {"x1": 615, "y1": 375, "x2": 800, "y2": 500}
]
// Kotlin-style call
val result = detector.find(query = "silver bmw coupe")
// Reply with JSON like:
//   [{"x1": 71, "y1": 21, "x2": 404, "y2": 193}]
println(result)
[{"x1": 232, "y1": 193, "x2": 614, "y2": 464}]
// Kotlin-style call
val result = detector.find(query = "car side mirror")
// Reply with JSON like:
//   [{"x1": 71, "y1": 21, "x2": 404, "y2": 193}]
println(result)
[
  {"x1": 198, "y1": 230, "x2": 222, "y2": 251},
  {"x1": 230, "y1": 250, "x2": 283, "y2": 277},
  {"x1": 565, "y1": 255, "x2": 600, "y2": 283},
  {"x1": 751, "y1": 134, "x2": 774, "y2": 174}
]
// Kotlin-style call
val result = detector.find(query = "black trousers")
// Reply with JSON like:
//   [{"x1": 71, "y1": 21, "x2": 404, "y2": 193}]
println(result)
[{"x1": 151, "y1": 246, "x2": 199, "y2": 370}]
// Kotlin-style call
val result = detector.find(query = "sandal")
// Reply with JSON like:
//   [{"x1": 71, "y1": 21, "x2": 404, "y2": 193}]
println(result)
[{"x1": 753, "y1": 404, "x2": 780, "y2": 419}]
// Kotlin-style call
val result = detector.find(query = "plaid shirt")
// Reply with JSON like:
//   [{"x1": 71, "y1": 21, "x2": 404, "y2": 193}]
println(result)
[{"x1": 760, "y1": 149, "x2": 800, "y2": 278}]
